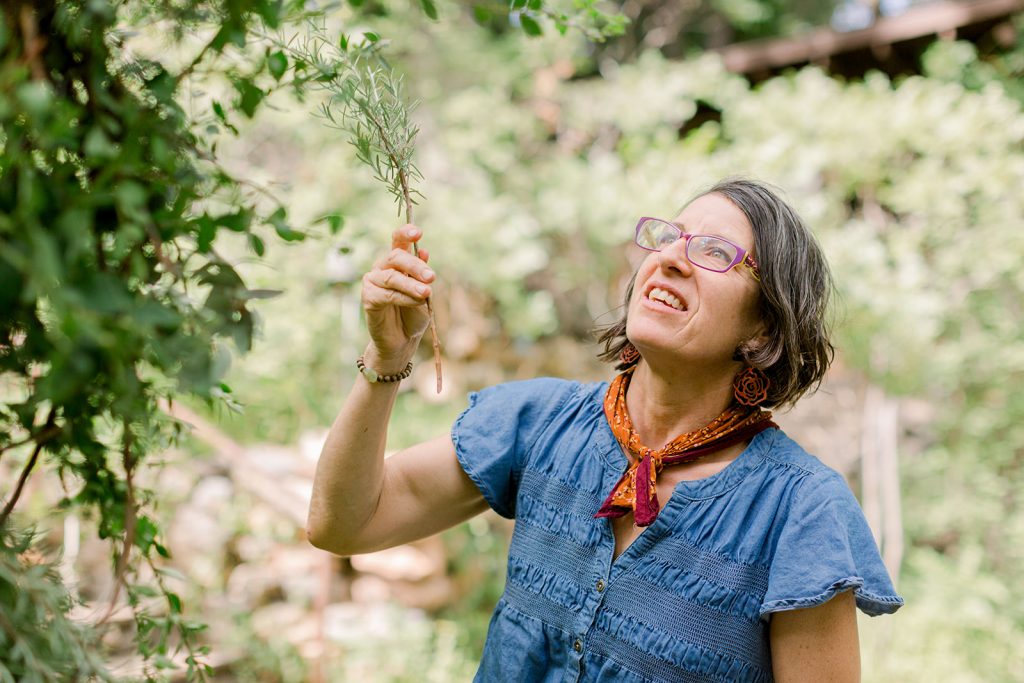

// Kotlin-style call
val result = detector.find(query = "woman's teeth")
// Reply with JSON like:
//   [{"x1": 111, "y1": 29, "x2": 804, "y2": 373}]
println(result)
[{"x1": 647, "y1": 287, "x2": 684, "y2": 311}]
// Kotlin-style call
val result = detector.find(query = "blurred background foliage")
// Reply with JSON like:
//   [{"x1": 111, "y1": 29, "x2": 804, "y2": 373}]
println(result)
[{"x1": 3, "y1": 0, "x2": 1024, "y2": 679}]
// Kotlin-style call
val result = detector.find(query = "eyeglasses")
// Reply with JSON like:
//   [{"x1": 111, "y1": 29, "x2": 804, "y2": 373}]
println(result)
[{"x1": 634, "y1": 217, "x2": 761, "y2": 280}]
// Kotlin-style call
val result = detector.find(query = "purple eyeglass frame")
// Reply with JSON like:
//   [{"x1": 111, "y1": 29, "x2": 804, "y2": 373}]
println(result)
[{"x1": 634, "y1": 217, "x2": 761, "y2": 280}]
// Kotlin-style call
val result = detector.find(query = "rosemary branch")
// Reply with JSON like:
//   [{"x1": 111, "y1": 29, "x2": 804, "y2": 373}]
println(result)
[
  {"x1": 274, "y1": 24, "x2": 443, "y2": 391},
  {"x1": 356, "y1": 98, "x2": 442, "y2": 393}
]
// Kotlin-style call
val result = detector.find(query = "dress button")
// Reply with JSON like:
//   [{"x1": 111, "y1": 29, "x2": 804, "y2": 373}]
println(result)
[
  {"x1": 595, "y1": 579, "x2": 605, "y2": 593},
  {"x1": 573, "y1": 638, "x2": 583, "y2": 653}
]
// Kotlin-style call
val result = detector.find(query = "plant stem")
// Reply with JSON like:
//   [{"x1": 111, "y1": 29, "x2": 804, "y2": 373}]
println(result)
[
  {"x1": 97, "y1": 427, "x2": 137, "y2": 625},
  {"x1": 0, "y1": 410, "x2": 56, "y2": 527}
]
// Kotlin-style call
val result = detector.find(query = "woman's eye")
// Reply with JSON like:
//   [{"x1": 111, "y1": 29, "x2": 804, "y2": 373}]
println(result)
[{"x1": 701, "y1": 244, "x2": 731, "y2": 262}]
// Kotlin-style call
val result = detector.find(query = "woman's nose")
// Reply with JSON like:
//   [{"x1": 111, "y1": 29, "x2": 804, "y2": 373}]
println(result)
[{"x1": 658, "y1": 238, "x2": 694, "y2": 275}]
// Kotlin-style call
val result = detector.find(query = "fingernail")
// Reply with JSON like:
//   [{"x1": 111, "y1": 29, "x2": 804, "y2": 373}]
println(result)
[{"x1": 423, "y1": 268, "x2": 434, "y2": 279}]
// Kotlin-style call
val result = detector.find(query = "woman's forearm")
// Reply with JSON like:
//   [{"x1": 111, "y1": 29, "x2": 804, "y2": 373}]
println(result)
[
  {"x1": 305, "y1": 346, "x2": 409, "y2": 552},
  {"x1": 308, "y1": 223, "x2": 434, "y2": 553}
]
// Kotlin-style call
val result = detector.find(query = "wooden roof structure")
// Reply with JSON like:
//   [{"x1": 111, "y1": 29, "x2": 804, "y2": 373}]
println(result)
[{"x1": 716, "y1": 0, "x2": 1024, "y2": 81}]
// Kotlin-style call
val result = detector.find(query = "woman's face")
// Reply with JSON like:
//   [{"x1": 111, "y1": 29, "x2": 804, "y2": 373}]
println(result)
[{"x1": 626, "y1": 192, "x2": 764, "y2": 371}]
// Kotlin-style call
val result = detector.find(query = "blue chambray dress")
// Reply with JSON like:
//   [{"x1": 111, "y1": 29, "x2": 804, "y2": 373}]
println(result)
[{"x1": 451, "y1": 378, "x2": 903, "y2": 683}]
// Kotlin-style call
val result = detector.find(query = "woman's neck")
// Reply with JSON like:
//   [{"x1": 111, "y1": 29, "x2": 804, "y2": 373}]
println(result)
[{"x1": 625, "y1": 360, "x2": 738, "y2": 450}]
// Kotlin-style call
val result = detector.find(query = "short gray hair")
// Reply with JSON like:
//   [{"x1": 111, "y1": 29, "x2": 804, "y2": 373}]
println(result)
[{"x1": 596, "y1": 177, "x2": 835, "y2": 409}]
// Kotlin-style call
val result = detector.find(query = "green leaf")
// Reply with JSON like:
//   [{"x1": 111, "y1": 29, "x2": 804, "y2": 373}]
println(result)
[
  {"x1": 134, "y1": 516, "x2": 159, "y2": 554},
  {"x1": 132, "y1": 585, "x2": 160, "y2": 598},
  {"x1": 145, "y1": 67, "x2": 176, "y2": 101},
  {"x1": 114, "y1": 182, "x2": 148, "y2": 222},
  {"x1": 267, "y1": 50, "x2": 288, "y2": 81},
  {"x1": 153, "y1": 655, "x2": 177, "y2": 669},
  {"x1": 363, "y1": 31, "x2": 380, "y2": 43},
  {"x1": 241, "y1": 289, "x2": 283, "y2": 300},
  {"x1": 473, "y1": 5, "x2": 492, "y2": 23},
  {"x1": 231, "y1": 308, "x2": 254, "y2": 352},
  {"x1": 320, "y1": 212, "x2": 345, "y2": 235},
  {"x1": 166, "y1": 592, "x2": 182, "y2": 614},
  {"x1": 214, "y1": 209, "x2": 252, "y2": 233},
  {"x1": 83, "y1": 127, "x2": 119, "y2": 160},
  {"x1": 211, "y1": 23, "x2": 246, "y2": 50},
  {"x1": 248, "y1": 233, "x2": 265, "y2": 256},
  {"x1": 510, "y1": 0, "x2": 527, "y2": 9},
  {"x1": 257, "y1": 0, "x2": 284, "y2": 28},
  {"x1": 212, "y1": 100, "x2": 227, "y2": 121},
  {"x1": 419, "y1": 0, "x2": 439, "y2": 20},
  {"x1": 197, "y1": 217, "x2": 216, "y2": 253},
  {"x1": 520, "y1": 14, "x2": 543, "y2": 35},
  {"x1": 234, "y1": 79, "x2": 265, "y2": 118},
  {"x1": 16, "y1": 81, "x2": 53, "y2": 119},
  {"x1": 268, "y1": 207, "x2": 305, "y2": 241},
  {"x1": 155, "y1": 566, "x2": 188, "y2": 582}
]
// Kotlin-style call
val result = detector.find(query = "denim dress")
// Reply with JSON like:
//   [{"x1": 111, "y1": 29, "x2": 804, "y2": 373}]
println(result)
[{"x1": 451, "y1": 378, "x2": 903, "y2": 683}]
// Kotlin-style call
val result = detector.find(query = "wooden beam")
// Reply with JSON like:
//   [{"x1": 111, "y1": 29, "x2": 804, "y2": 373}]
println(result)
[{"x1": 717, "y1": 0, "x2": 1024, "y2": 74}]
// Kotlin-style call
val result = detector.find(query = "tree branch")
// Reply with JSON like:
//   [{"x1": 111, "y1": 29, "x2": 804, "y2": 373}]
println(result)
[
  {"x1": 0, "y1": 409, "x2": 57, "y2": 527},
  {"x1": 97, "y1": 425, "x2": 137, "y2": 625},
  {"x1": 0, "y1": 421, "x2": 62, "y2": 464},
  {"x1": 18, "y1": 5, "x2": 48, "y2": 82}
]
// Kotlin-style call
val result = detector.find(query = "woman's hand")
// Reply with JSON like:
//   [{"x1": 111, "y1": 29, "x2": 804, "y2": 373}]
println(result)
[{"x1": 361, "y1": 224, "x2": 435, "y2": 371}]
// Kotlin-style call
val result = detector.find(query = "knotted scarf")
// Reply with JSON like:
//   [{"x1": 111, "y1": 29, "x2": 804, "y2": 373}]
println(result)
[{"x1": 594, "y1": 367, "x2": 777, "y2": 527}]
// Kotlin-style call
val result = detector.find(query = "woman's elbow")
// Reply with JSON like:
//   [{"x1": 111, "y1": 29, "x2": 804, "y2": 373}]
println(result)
[{"x1": 305, "y1": 516, "x2": 354, "y2": 556}]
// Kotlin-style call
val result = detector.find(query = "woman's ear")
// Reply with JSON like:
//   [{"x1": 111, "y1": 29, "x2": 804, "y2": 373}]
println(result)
[{"x1": 734, "y1": 323, "x2": 771, "y2": 365}]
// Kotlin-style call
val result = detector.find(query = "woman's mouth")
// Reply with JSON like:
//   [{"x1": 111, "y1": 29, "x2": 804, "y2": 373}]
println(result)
[{"x1": 645, "y1": 287, "x2": 687, "y2": 312}]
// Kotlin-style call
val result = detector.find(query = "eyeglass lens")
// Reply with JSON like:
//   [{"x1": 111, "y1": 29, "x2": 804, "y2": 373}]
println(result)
[{"x1": 635, "y1": 219, "x2": 738, "y2": 272}]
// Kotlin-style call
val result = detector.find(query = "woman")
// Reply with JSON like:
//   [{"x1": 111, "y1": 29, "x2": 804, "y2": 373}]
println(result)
[{"x1": 307, "y1": 178, "x2": 903, "y2": 682}]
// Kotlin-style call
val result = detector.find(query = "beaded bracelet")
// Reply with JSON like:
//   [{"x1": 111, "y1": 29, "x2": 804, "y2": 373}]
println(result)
[{"x1": 356, "y1": 355, "x2": 413, "y2": 383}]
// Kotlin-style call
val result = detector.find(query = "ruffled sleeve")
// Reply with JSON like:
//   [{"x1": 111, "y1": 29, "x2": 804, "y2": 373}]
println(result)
[
  {"x1": 451, "y1": 378, "x2": 577, "y2": 519},
  {"x1": 760, "y1": 469, "x2": 904, "y2": 618}
]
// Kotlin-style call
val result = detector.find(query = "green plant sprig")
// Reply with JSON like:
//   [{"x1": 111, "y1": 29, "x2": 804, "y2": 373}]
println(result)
[{"x1": 267, "y1": 24, "x2": 444, "y2": 391}]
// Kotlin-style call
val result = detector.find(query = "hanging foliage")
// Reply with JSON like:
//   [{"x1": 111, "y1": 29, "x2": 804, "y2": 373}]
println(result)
[{"x1": 0, "y1": 0, "x2": 626, "y2": 678}]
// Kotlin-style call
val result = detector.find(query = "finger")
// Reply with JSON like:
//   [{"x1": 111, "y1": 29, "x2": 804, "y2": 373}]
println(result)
[
  {"x1": 381, "y1": 248, "x2": 435, "y2": 282},
  {"x1": 391, "y1": 223, "x2": 422, "y2": 252},
  {"x1": 363, "y1": 282, "x2": 427, "y2": 309},
  {"x1": 418, "y1": 248, "x2": 429, "y2": 264},
  {"x1": 364, "y1": 269, "x2": 432, "y2": 303}
]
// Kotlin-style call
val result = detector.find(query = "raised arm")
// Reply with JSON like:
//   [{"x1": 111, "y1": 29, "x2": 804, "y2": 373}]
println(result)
[{"x1": 306, "y1": 224, "x2": 487, "y2": 556}]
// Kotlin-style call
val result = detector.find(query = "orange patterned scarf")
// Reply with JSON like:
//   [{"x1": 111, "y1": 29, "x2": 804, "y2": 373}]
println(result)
[{"x1": 594, "y1": 367, "x2": 777, "y2": 527}]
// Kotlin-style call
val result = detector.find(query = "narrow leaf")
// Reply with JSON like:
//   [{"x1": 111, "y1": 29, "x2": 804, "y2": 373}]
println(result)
[
  {"x1": 248, "y1": 233, "x2": 266, "y2": 256},
  {"x1": 419, "y1": 0, "x2": 439, "y2": 20}
]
